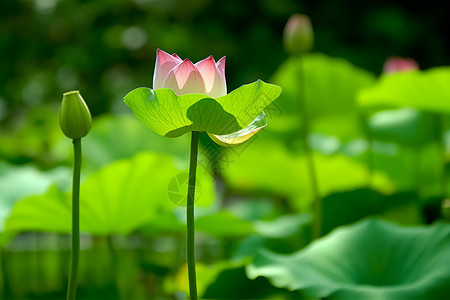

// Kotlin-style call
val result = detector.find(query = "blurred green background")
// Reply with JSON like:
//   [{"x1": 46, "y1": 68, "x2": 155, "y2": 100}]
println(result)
[{"x1": 1, "y1": 0, "x2": 450, "y2": 299}]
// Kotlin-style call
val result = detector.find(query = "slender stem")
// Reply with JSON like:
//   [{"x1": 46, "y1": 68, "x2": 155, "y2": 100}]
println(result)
[
  {"x1": 187, "y1": 131, "x2": 199, "y2": 300},
  {"x1": 67, "y1": 138, "x2": 81, "y2": 300},
  {"x1": 296, "y1": 55, "x2": 321, "y2": 239}
]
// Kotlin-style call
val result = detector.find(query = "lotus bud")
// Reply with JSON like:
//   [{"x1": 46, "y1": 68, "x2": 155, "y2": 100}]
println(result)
[
  {"x1": 153, "y1": 49, "x2": 227, "y2": 98},
  {"x1": 283, "y1": 14, "x2": 314, "y2": 55},
  {"x1": 383, "y1": 57, "x2": 419, "y2": 74},
  {"x1": 59, "y1": 90, "x2": 92, "y2": 139}
]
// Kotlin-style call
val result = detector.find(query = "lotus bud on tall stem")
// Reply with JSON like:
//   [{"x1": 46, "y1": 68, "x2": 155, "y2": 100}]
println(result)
[
  {"x1": 284, "y1": 14, "x2": 321, "y2": 239},
  {"x1": 59, "y1": 90, "x2": 92, "y2": 300}
]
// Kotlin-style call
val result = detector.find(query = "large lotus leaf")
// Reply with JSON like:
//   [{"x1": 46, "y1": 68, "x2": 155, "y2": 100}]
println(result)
[
  {"x1": 226, "y1": 198, "x2": 278, "y2": 221},
  {"x1": 0, "y1": 163, "x2": 71, "y2": 231},
  {"x1": 222, "y1": 136, "x2": 392, "y2": 211},
  {"x1": 310, "y1": 114, "x2": 365, "y2": 145},
  {"x1": 195, "y1": 211, "x2": 254, "y2": 237},
  {"x1": 230, "y1": 215, "x2": 314, "y2": 265},
  {"x1": 82, "y1": 114, "x2": 189, "y2": 169},
  {"x1": 271, "y1": 54, "x2": 375, "y2": 117},
  {"x1": 247, "y1": 219, "x2": 450, "y2": 299},
  {"x1": 367, "y1": 108, "x2": 439, "y2": 146},
  {"x1": 4, "y1": 152, "x2": 215, "y2": 235},
  {"x1": 140, "y1": 211, "x2": 185, "y2": 235},
  {"x1": 124, "y1": 80, "x2": 281, "y2": 137},
  {"x1": 358, "y1": 67, "x2": 450, "y2": 113},
  {"x1": 253, "y1": 214, "x2": 312, "y2": 239},
  {"x1": 234, "y1": 214, "x2": 313, "y2": 258},
  {"x1": 362, "y1": 139, "x2": 444, "y2": 198},
  {"x1": 321, "y1": 189, "x2": 421, "y2": 235},
  {"x1": 266, "y1": 54, "x2": 375, "y2": 142}
]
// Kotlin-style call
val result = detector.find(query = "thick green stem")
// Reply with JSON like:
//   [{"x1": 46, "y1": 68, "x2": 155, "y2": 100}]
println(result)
[
  {"x1": 296, "y1": 55, "x2": 321, "y2": 239},
  {"x1": 67, "y1": 138, "x2": 81, "y2": 300},
  {"x1": 187, "y1": 131, "x2": 199, "y2": 300}
]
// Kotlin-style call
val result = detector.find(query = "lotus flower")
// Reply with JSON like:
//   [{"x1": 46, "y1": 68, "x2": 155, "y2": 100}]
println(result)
[
  {"x1": 152, "y1": 49, "x2": 267, "y2": 146},
  {"x1": 154, "y1": 49, "x2": 227, "y2": 98}
]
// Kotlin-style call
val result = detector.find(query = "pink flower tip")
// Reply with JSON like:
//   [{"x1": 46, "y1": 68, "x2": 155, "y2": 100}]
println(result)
[{"x1": 383, "y1": 56, "x2": 419, "y2": 74}]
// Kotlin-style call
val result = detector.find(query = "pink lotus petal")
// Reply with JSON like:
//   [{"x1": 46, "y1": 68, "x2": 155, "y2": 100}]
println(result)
[
  {"x1": 195, "y1": 56, "x2": 217, "y2": 92},
  {"x1": 172, "y1": 53, "x2": 182, "y2": 60},
  {"x1": 193, "y1": 55, "x2": 227, "y2": 97},
  {"x1": 208, "y1": 72, "x2": 227, "y2": 97},
  {"x1": 216, "y1": 56, "x2": 226, "y2": 77},
  {"x1": 162, "y1": 59, "x2": 206, "y2": 95},
  {"x1": 210, "y1": 56, "x2": 227, "y2": 97},
  {"x1": 172, "y1": 59, "x2": 201, "y2": 88},
  {"x1": 153, "y1": 49, "x2": 183, "y2": 89},
  {"x1": 383, "y1": 56, "x2": 419, "y2": 74}
]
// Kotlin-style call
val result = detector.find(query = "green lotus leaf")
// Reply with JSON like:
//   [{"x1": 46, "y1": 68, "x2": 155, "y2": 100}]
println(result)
[
  {"x1": 208, "y1": 112, "x2": 267, "y2": 147},
  {"x1": 0, "y1": 163, "x2": 71, "y2": 232},
  {"x1": 321, "y1": 189, "x2": 421, "y2": 236},
  {"x1": 267, "y1": 53, "x2": 375, "y2": 142},
  {"x1": 358, "y1": 67, "x2": 450, "y2": 113},
  {"x1": 195, "y1": 211, "x2": 254, "y2": 237},
  {"x1": 123, "y1": 80, "x2": 282, "y2": 137},
  {"x1": 253, "y1": 214, "x2": 312, "y2": 239},
  {"x1": 271, "y1": 54, "x2": 375, "y2": 118},
  {"x1": 221, "y1": 136, "x2": 393, "y2": 211},
  {"x1": 247, "y1": 218, "x2": 450, "y2": 299},
  {"x1": 226, "y1": 198, "x2": 278, "y2": 221},
  {"x1": 82, "y1": 114, "x2": 189, "y2": 169},
  {"x1": 4, "y1": 152, "x2": 215, "y2": 235},
  {"x1": 367, "y1": 108, "x2": 438, "y2": 146}
]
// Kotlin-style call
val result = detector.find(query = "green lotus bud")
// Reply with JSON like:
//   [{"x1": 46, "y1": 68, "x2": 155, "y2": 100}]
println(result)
[
  {"x1": 59, "y1": 90, "x2": 92, "y2": 139},
  {"x1": 283, "y1": 14, "x2": 314, "y2": 55}
]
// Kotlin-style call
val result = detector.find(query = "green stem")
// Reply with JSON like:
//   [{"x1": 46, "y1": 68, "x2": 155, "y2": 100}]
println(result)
[
  {"x1": 67, "y1": 138, "x2": 81, "y2": 300},
  {"x1": 187, "y1": 131, "x2": 199, "y2": 300},
  {"x1": 296, "y1": 55, "x2": 321, "y2": 239}
]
